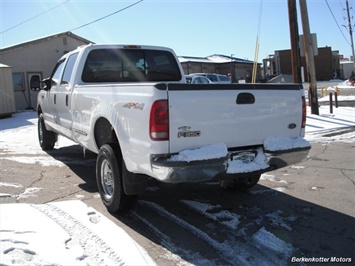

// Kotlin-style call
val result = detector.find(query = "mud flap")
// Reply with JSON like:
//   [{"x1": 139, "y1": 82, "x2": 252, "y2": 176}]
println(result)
[{"x1": 122, "y1": 164, "x2": 150, "y2": 195}]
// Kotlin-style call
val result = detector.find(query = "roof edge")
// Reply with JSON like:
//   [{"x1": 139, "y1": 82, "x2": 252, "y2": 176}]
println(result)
[{"x1": 0, "y1": 31, "x2": 93, "y2": 52}]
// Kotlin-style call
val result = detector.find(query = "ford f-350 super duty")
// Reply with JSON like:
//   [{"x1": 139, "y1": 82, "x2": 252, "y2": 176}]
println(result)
[{"x1": 32, "y1": 44, "x2": 311, "y2": 213}]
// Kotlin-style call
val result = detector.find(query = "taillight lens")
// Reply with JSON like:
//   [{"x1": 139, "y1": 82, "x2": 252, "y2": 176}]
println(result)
[
  {"x1": 150, "y1": 100, "x2": 169, "y2": 140},
  {"x1": 302, "y1": 96, "x2": 306, "y2": 128}
]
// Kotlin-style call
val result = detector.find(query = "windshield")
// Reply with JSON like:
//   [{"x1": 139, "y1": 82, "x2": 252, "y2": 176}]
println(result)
[{"x1": 82, "y1": 48, "x2": 182, "y2": 82}]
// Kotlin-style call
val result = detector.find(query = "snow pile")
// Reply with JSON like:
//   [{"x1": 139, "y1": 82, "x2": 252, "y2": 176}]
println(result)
[
  {"x1": 264, "y1": 136, "x2": 311, "y2": 151},
  {"x1": 227, "y1": 147, "x2": 269, "y2": 174},
  {"x1": 0, "y1": 200, "x2": 156, "y2": 266},
  {"x1": 168, "y1": 143, "x2": 228, "y2": 162},
  {"x1": 326, "y1": 79, "x2": 355, "y2": 96},
  {"x1": 180, "y1": 200, "x2": 241, "y2": 230},
  {"x1": 251, "y1": 227, "x2": 293, "y2": 257},
  {"x1": 175, "y1": 199, "x2": 293, "y2": 264},
  {"x1": 265, "y1": 210, "x2": 297, "y2": 232}
]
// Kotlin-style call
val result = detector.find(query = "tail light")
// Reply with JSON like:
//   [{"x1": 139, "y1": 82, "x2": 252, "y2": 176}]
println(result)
[
  {"x1": 150, "y1": 100, "x2": 169, "y2": 140},
  {"x1": 302, "y1": 96, "x2": 306, "y2": 128}
]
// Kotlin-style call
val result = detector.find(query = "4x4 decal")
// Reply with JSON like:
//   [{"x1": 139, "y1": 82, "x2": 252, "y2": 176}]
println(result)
[{"x1": 123, "y1": 102, "x2": 145, "y2": 110}]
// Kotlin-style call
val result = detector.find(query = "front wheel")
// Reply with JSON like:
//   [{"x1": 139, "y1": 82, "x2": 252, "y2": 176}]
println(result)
[
  {"x1": 96, "y1": 143, "x2": 136, "y2": 213},
  {"x1": 38, "y1": 113, "x2": 57, "y2": 150}
]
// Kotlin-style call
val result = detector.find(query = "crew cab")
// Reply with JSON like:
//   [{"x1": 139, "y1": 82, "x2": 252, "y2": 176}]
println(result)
[{"x1": 32, "y1": 44, "x2": 310, "y2": 213}]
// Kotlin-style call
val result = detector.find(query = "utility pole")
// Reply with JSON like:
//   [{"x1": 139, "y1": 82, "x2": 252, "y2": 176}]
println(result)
[
  {"x1": 345, "y1": 0, "x2": 355, "y2": 69},
  {"x1": 299, "y1": 0, "x2": 319, "y2": 115},
  {"x1": 288, "y1": 0, "x2": 302, "y2": 83}
]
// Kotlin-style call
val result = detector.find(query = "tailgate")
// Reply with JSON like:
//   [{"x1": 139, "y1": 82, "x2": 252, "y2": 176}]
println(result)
[{"x1": 166, "y1": 83, "x2": 304, "y2": 153}]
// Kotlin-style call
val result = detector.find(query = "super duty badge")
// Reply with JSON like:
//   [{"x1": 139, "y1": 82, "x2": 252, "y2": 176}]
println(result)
[{"x1": 177, "y1": 126, "x2": 201, "y2": 138}]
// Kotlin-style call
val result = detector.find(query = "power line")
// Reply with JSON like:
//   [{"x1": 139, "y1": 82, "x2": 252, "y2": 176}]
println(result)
[
  {"x1": 0, "y1": 0, "x2": 70, "y2": 35},
  {"x1": 325, "y1": 0, "x2": 351, "y2": 46},
  {"x1": 70, "y1": 0, "x2": 144, "y2": 32}
]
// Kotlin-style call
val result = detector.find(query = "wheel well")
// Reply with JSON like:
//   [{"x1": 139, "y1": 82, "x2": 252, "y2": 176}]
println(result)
[{"x1": 94, "y1": 117, "x2": 118, "y2": 149}]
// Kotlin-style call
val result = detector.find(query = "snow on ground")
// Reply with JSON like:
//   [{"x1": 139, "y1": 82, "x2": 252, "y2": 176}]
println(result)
[
  {"x1": 305, "y1": 105, "x2": 355, "y2": 142},
  {"x1": 0, "y1": 104, "x2": 354, "y2": 265},
  {"x1": 325, "y1": 79, "x2": 355, "y2": 95},
  {"x1": 0, "y1": 201, "x2": 156, "y2": 266}
]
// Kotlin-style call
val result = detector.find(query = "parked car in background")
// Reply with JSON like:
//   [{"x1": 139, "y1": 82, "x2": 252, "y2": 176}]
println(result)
[
  {"x1": 190, "y1": 73, "x2": 231, "y2": 84},
  {"x1": 185, "y1": 75, "x2": 212, "y2": 84}
]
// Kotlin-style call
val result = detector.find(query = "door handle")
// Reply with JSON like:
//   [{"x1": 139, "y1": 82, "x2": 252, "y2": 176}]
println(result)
[
  {"x1": 66, "y1": 95, "x2": 69, "y2": 106},
  {"x1": 236, "y1": 93, "x2": 255, "y2": 104}
]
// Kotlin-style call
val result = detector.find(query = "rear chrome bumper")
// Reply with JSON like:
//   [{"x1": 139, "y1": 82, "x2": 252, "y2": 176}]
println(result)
[{"x1": 151, "y1": 146, "x2": 311, "y2": 183}]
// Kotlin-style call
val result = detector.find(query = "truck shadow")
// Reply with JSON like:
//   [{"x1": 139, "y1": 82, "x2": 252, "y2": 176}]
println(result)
[
  {"x1": 115, "y1": 181, "x2": 354, "y2": 265},
  {"x1": 44, "y1": 144, "x2": 354, "y2": 265},
  {"x1": 46, "y1": 144, "x2": 98, "y2": 192}
]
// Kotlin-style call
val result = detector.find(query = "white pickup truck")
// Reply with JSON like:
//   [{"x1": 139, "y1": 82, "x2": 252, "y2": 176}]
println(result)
[{"x1": 31, "y1": 44, "x2": 310, "y2": 213}]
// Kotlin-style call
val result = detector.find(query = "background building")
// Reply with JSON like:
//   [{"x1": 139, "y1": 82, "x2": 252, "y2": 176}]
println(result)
[
  {"x1": 262, "y1": 46, "x2": 341, "y2": 82},
  {"x1": 179, "y1": 55, "x2": 257, "y2": 83},
  {"x1": 0, "y1": 32, "x2": 92, "y2": 110}
]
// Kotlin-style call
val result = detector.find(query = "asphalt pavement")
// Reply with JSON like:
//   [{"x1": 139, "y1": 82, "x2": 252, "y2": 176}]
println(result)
[{"x1": 1, "y1": 140, "x2": 354, "y2": 265}]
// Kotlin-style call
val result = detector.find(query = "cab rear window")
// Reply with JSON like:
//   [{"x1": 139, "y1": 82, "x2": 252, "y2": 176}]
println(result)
[{"x1": 82, "y1": 49, "x2": 182, "y2": 82}]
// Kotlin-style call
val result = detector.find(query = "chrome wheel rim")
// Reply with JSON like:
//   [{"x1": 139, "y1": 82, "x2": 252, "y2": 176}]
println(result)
[
  {"x1": 101, "y1": 159, "x2": 114, "y2": 199},
  {"x1": 39, "y1": 120, "x2": 43, "y2": 144}
]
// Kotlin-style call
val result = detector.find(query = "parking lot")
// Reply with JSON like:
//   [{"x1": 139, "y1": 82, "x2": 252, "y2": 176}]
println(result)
[{"x1": 1, "y1": 109, "x2": 354, "y2": 265}]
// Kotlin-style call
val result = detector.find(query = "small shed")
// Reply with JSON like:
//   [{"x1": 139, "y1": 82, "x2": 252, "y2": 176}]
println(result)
[
  {"x1": 340, "y1": 61, "x2": 354, "y2": 79},
  {"x1": 0, "y1": 64, "x2": 16, "y2": 118}
]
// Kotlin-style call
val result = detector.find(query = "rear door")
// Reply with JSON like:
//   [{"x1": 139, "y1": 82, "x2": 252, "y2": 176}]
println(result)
[{"x1": 167, "y1": 83, "x2": 304, "y2": 153}]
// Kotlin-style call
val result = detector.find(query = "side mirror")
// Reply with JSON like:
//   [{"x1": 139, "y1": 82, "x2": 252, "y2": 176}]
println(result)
[
  {"x1": 30, "y1": 75, "x2": 41, "y2": 91},
  {"x1": 42, "y1": 78, "x2": 52, "y2": 91},
  {"x1": 30, "y1": 76, "x2": 52, "y2": 91}
]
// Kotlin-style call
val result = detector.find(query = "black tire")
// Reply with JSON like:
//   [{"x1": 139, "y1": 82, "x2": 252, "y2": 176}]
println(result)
[
  {"x1": 221, "y1": 174, "x2": 261, "y2": 191},
  {"x1": 240, "y1": 174, "x2": 261, "y2": 190},
  {"x1": 96, "y1": 143, "x2": 136, "y2": 213},
  {"x1": 38, "y1": 113, "x2": 57, "y2": 150}
]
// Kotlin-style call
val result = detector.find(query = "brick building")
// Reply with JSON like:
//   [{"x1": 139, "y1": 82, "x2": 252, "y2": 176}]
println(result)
[
  {"x1": 179, "y1": 55, "x2": 257, "y2": 83},
  {"x1": 262, "y1": 47, "x2": 341, "y2": 81}
]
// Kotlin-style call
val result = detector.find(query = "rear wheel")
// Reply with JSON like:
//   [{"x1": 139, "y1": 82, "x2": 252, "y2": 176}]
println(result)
[
  {"x1": 96, "y1": 143, "x2": 136, "y2": 213},
  {"x1": 239, "y1": 174, "x2": 261, "y2": 190},
  {"x1": 220, "y1": 174, "x2": 261, "y2": 191},
  {"x1": 38, "y1": 113, "x2": 57, "y2": 150}
]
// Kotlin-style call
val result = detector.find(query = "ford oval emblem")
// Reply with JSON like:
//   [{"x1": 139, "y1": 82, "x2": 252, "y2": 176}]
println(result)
[{"x1": 288, "y1": 123, "x2": 297, "y2": 129}]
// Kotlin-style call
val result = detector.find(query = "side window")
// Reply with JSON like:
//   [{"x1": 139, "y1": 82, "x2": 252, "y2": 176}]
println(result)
[
  {"x1": 52, "y1": 60, "x2": 65, "y2": 85},
  {"x1": 201, "y1": 77, "x2": 209, "y2": 84},
  {"x1": 208, "y1": 75, "x2": 218, "y2": 82},
  {"x1": 62, "y1": 53, "x2": 78, "y2": 84},
  {"x1": 12, "y1": 73, "x2": 25, "y2": 91},
  {"x1": 219, "y1": 75, "x2": 229, "y2": 82}
]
